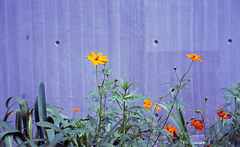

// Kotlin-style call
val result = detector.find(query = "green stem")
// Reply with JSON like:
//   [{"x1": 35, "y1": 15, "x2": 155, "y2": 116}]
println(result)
[
  {"x1": 152, "y1": 61, "x2": 194, "y2": 146},
  {"x1": 122, "y1": 90, "x2": 127, "y2": 134},
  {"x1": 213, "y1": 119, "x2": 223, "y2": 142},
  {"x1": 96, "y1": 65, "x2": 103, "y2": 147},
  {"x1": 146, "y1": 91, "x2": 172, "y2": 147}
]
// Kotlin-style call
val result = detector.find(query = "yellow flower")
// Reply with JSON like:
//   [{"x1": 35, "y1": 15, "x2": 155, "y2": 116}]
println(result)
[
  {"x1": 72, "y1": 109, "x2": 80, "y2": 112},
  {"x1": 153, "y1": 105, "x2": 161, "y2": 111},
  {"x1": 185, "y1": 54, "x2": 203, "y2": 62},
  {"x1": 86, "y1": 51, "x2": 109, "y2": 66}
]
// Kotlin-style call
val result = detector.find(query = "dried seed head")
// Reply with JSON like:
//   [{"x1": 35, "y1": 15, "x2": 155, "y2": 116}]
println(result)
[
  {"x1": 174, "y1": 67, "x2": 177, "y2": 70},
  {"x1": 171, "y1": 88, "x2": 176, "y2": 92},
  {"x1": 191, "y1": 117, "x2": 195, "y2": 120},
  {"x1": 186, "y1": 121, "x2": 189, "y2": 124},
  {"x1": 114, "y1": 79, "x2": 118, "y2": 82}
]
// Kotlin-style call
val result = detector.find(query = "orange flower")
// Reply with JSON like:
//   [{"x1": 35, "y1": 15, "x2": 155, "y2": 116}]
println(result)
[
  {"x1": 190, "y1": 120, "x2": 204, "y2": 131},
  {"x1": 185, "y1": 54, "x2": 203, "y2": 62},
  {"x1": 217, "y1": 111, "x2": 232, "y2": 119},
  {"x1": 153, "y1": 105, "x2": 161, "y2": 111},
  {"x1": 143, "y1": 104, "x2": 151, "y2": 109},
  {"x1": 86, "y1": 51, "x2": 109, "y2": 66},
  {"x1": 165, "y1": 125, "x2": 178, "y2": 138},
  {"x1": 143, "y1": 99, "x2": 152, "y2": 109},
  {"x1": 215, "y1": 118, "x2": 218, "y2": 120},
  {"x1": 9, "y1": 112, "x2": 13, "y2": 115},
  {"x1": 217, "y1": 107, "x2": 223, "y2": 110},
  {"x1": 72, "y1": 109, "x2": 80, "y2": 112}
]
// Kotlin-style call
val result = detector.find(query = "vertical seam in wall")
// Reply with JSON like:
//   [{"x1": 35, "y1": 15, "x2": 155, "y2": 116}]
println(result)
[{"x1": 4, "y1": 1, "x2": 9, "y2": 97}]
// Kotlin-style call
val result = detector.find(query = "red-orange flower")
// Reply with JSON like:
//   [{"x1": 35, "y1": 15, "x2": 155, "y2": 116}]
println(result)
[
  {"x1": 217, "y1": 111, "x2": 232, "y2": 119},
  {"x1": 190, "y1": 120, "x2": 204, "y2": 131},
  {"x1": 73, "y1": 109, "x2": 80, "y2": 112},
  {"x1": 143, "y1": 99, "x2": 152, "y2": 109},
  {"x1": 86, "y1": 51, "x2": 109, "y2": 66},
  {"x1": 165, "y1": 125, "x2": 178, "y2": 138},
  {"x1": 217, "y1": 107, "x2": 223, "y2": 110},
  {"x1": 185, "y1": 54, "x2": 203, "y2": 62}
]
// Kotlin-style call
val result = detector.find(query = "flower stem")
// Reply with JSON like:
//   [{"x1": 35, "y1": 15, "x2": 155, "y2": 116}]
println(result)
[
  {"x1": 147, "y1": 91, "x2": 172, "y2": 147},
  {"x1": 152, "y1": 61, "x2": 193, "y2": 146},
  {"x1": 96, "y1": 65, "x2": 103, "y2": 147}
]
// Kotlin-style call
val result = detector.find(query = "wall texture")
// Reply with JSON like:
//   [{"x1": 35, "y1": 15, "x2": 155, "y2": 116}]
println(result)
[{"x1": 0, "y1": 0, "x2": 240, "y2": 122}]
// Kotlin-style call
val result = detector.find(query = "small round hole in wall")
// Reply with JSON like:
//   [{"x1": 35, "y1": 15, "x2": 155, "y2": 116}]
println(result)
[
  {"x1": 227, "y1": 39, "x2": 232, "y2": 44},
  {"x1": 153, "y1": 40, "x2": 158, "y2": 45},
  {"x1": 55, "y1": 41, "x2": 60, "y2": 46}
]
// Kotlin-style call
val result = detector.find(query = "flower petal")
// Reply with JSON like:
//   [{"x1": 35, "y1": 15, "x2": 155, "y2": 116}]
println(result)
[
  {"x1": 86, "y1": 56, "x2": 95, "y2": 61},
  {"x1": 93, "y1": 61, "x2": 98, "y2": 66},
  {"x1": 185, "y1": 54, "x2": 192, "y2": 59},
  {"x1": 96, "y1": 52, "x2": 102, "y2": 58},
  {"x1": 90, "y1": 51, "x2": 96, "y2": 58}
]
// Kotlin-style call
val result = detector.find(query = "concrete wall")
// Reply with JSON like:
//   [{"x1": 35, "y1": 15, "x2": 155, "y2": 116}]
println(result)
[{"x1": 0, "y1": 0, "x2": 240, "y2": 122}]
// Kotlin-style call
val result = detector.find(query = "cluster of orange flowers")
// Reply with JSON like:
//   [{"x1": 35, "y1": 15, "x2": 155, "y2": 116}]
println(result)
[
  {"x1": 190, "y1": 120, "x2": 204, "y2": 131},
  {"x1": 165, "y1": 125, "x2": 178, "y2": 138},
  {"x1": 143, "y1": 99, "x2": 152, "y2": 109},
  {"x1": 215, "y1": 107, "x2": 232, "y2": 120},
  {"x1": 143, "y1": 99, "x2": 161, "y2": 111}
]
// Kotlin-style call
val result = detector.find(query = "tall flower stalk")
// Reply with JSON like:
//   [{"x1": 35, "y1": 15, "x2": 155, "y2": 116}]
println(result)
[{"x1": 86, "y1": 51, "x2": 109, "y2": 147}]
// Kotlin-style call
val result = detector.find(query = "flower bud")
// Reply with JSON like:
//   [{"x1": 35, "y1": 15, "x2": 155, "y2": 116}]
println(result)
[
  {"x1": 205, "y1": 97, "x2": 208, "y2": 101},
  {"x1": 174, "y1": 67, "x2": 177, "y2": 70},
  {"x1": 107, "y1": 73, "x2": 109, "y2": 77},
  {"x1": 188, "y1": 78, "x2": 191, "y2": 81},
  {"x1": 191, "y1": 117, "x2": 195, "y2": 120},
  {"x1": 108, "y1": 86, "x2": 111, "y2": 88},
  {"x1": 114, "y1": 79, "x2": 118, "y2": 82},
  {"x1": 171, "y1": 88, "x2": 175, "y2": 92},
  {"x1": 196, "y1": 110, "x2": 202, "y2": 114},
  {"x1": 98, "y1": 84, "x2": 101, "y2": 88},
  {"x1": 186, "y1": 121, "x2": 189, "y2": 124}
]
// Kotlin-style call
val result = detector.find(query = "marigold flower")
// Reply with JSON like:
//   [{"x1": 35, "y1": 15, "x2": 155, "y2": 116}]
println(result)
[
  {"x1": 165, "y1": 125, "x2": 178, "y2": 138},
  {"x1": 153, "y1": 105, "x2": 161, "y2": 111},
  {"x1": 215, "y1": 118, "x2": 218, "y2": 120},
  {"x1": 190, "y1": 120, "x2": 204, "y2": 131},
  {"x1": 144, "y1": 99, "x2": 152, "y2": 105},
  {"x1": 143, "y1": 99, "x2": 152, "y2": 109},
  {"x1": 86, "y1": 51, "x2": 109, "y2": 66},
  {"x1": 217, "y1": 111, "x2": 232, "y2": 119},
  {"x1": 73, "y1": 109, "x2": 80, "y2": 112},
  {"x1": 185, "y1": 54, "x2": 203, "y2": 62},
  {"x1": 143, "y1": 104, "x2": 151, "y2": 109},
  {"x1": 217, "y1": 107, "x2": 223, "y2": 110}
]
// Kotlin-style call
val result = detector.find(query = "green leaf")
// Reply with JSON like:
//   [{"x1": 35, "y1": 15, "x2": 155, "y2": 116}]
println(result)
[
  {"x1": 4, "y1": 135, "x2": 13, "y2": 147},
  {"x1": 36, "y1": 121, "x2": 67, "y2": 137}
]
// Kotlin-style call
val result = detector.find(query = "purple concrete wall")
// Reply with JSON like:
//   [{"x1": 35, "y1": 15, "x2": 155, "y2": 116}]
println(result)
[{"x1": 0, "y1": 0, "x2": 240, "y2": 122}]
